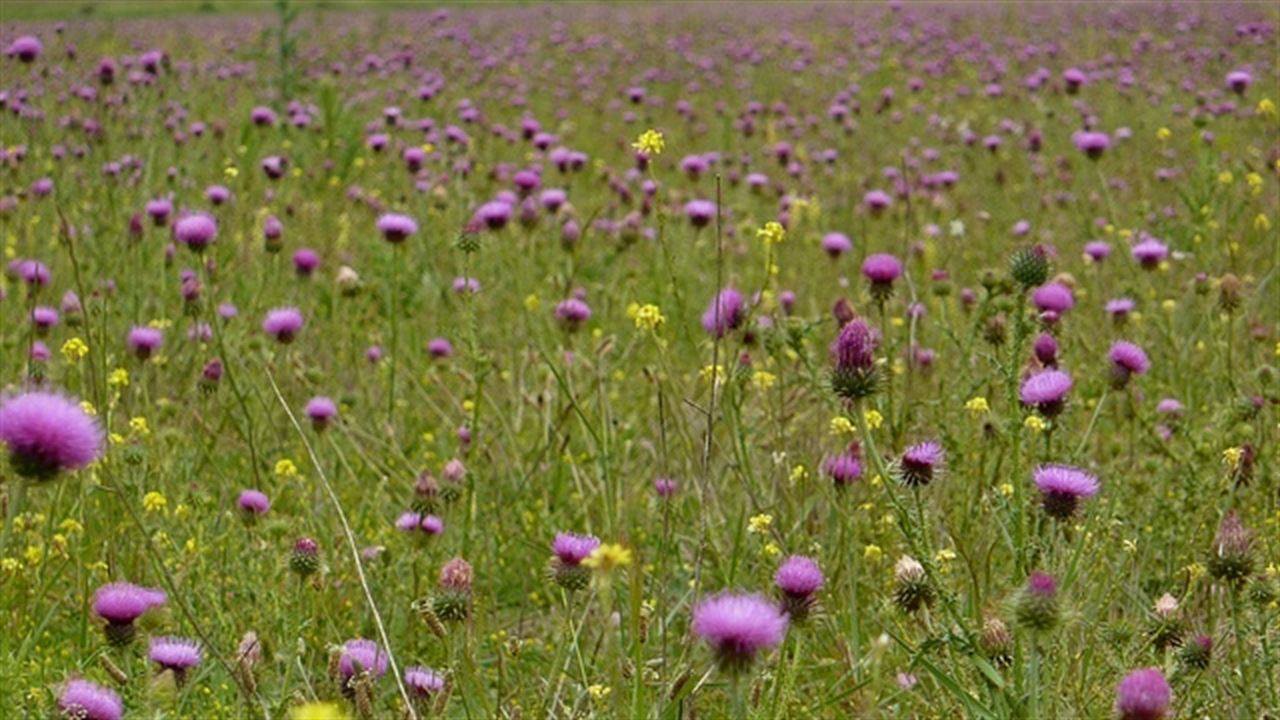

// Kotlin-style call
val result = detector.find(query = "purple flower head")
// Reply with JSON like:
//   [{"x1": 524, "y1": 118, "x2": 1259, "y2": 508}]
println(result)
[
  {"x1": 1026, "y1": 571, "x2": 1057, "y2": 599},
  {"x1": 692, "y1": 592, "x2": 788, "y2": 672},
  {"x1": 775, "y1": 555, "x2": 824, "y2": 599},
  {"x1": 205, "y1": 185, "x2": 231, "y2": 205},
  {"x1": 1226, "y1": 70, "x2": 1252, "y2": 95},
  {"x1": 237, "y1": 489, "x2": 270, "y2": 516},
  {"x1": 304, "y1": 396, "x2": 337, "y2": 429},
  {"x1": 6, "y1": 35, "x2": 42, "y2": 63},
  {"x1": 32, "y1": 306, "x2": 59, "y2": 331},
  {"x1": 93, "y1": 582, "x2": 167, "y2": 625},
  {"x1": 1063, "y1": 67, "x2": 1086, "y2": 92},
  {"x1": 262, "y1": 307, "x2": 304, "y2": 343},
  {"x1": 552, "y1": 532, "x2": 601, "y2": 566},
  {"x1": 1115, "y1": 667, "x2": 1171, "y2": 720},
  {"x1": 900, "y1": 441, "x2": 944, "y2": 486},
  {"x1": 338, "y1": 638, "x2": 388, "y2": 681},
  {"x1": 823, "y1": 447, "x2": 863, "y2": 486},
  {"x1": 554, "y1": 298, "x2": 592, "y2": 331},
  {"x1": 427, "y1": 337, "x2": 454, "y2": 359},
  {"x1": 821, "y1": 232, "x2": 853, "y2": 258},
  {"x1": 861, "y1": 253, "x2": 903, "y2": 286},
  {"x1": 149, "y1": 636, "x2": 203, "y2": 671},
  {"x1": 863, "y1": 190, "x2": 892, "y2": 213},
  {"x1": 831, "y1": 319, "x2": 878, "y2": 372},
  {"x1": 292, "y1": 248, "x2": 320, "y2": 277},
  {"x1": 377, "y1": 213, "x2": 418, "y2": 243},
  {"x1": 10, "y1": 258, "x2": 50, "y2": 286},
  {"x1": 145, "y1": 198, "x2": 173, "y2": 225},
  {"x1": 1032, "y1": 283, "x2": 1075, "y2": 313},
  {"x1": 404, "y1": 666, "x2": 446, "y2": 698},
  {"x1": 1072, "y1": 131, "x2": 1111, "y2": 159},
  {"x1": 1156, "y1": 398, "x2": 1184, "y2": 417},
  {"x1": 1106, "y1": 298, "x2": 1136, "y2": 318},
  {"x1": 1109, "y1": 341, "x2": 1150, "y2": 385},
  {"x1": 1033, "y1": 333, "x2": 1059, "y2": 367},
  {"x1": 654, "y1": 477, "x2": 679, "y2": 498},
  {"x1": 174, "y1": 213, "x2": 217, "y2": 251},
  {"x1": 58, "y1": 679, "x2": 123, "y2": 720},
  {"x1": 476, "y1": 200, "x2": 513, "y2": 231},
  {"x1": 684, "y1": 199, "x2": 717, "y2": 228},
  {"x1": 701, "y1": 287, "x2": 746, "y2": 338},
  {"x1": 1131, "y1": 237, "x2": 1168, "y2": 269},
  {"x1": 1084, "y1": 241, "x2": 1112, "y2": 262},
  {"x1": 1034, "y1": 464, "x2": 1099, "y2": 519},
  {"x1": 1020, "y1": 369, "x2": 1072, "y2": 417},
  {"x1": 0, "y1": 391, "x2": 104, "y2": 480},
  {"x1": 127, "y1": 326, "x2": 164, "y2": 360}
]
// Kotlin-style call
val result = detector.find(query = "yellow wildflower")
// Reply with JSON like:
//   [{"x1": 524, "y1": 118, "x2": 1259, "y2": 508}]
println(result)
[
  {"x1": 1255, "y1": 214, "x2": 1271, "y2": 232},
  {"x1": 751, "y1": 370, "x2": 777, "y2": 391},
  {"x1": 1258, "y1": 98, "x2": 1276, "y2": 116},
  {"x1": 964, "y1": 396, "x2": 989, "y2": 414},
  {"x1": 274, "y1": 459, "x2": 299, "y2": 478},
  {"x1": 1218, "y1": 171, "x2": 1234, "y2": 186},
  {"x1": 756, "y1": 221, "x2": 786, "y2": 246},
  {"x1": 829, "y1": 416, "x2": 856, "y2": 436},
  {"x1": 762, "y1": 542, "x2": 781, "y2": 558},
  {"x1": 129, "y1": 417, "x2": 150, "y2": 437},
  {"x1": 289, "y1": 702, "x2": 348, "y2": 720},
  {"x1": 523, "y1": 294, "x2": 540, "y2": 312},
  {"x1": 1024, "y1": 415, "x2": 1047, "y2": 433},
  {"x1": 108, "y1": 368, "x2": 130, "y2": 387},
  {"x1": 80, "y1": 401, "x2": 97, "y2": 416},
  {"x1": 1155, "y1": 127, "x2": 1171, "y2": 141},
  {"x1": 632, "y1": 303, "x2": 665, "y2": 331},
  {"x1": 583, "y1": 543, "x2": 632, "y2": 572},
  {"x1": 60, "y1": 337, "x2": 89, "y2": 363},
  {"x1": 863, "y1": 544, "x2": 883, "y2": 562},
  {"x1": 588, "y1": 684, "x2": 612, "y2": 701},
  {"x1": 1222, "y1": 446, "x2": 1243, "y2": 470},
  {"x1": 748, "y1": 513, "x2": 773, "y2": 534},
  {"x1": 789, "y1": 465, "x2": 808, "y2": 483},
  {"x1": 142, "y1": 491, "x2": 167, "y2": 513},
  {"x1": 700, "y1": 364, "x2": 725, "y2": 386},
  {"x1": 631, "y1": 129, "x2": 665, "y2": 157},
  {"x1": 864, "y1": 409, "x2": 883, "y2": 430}
]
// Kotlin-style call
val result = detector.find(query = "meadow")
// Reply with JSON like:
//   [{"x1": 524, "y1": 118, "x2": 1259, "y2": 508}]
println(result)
[{"x1": 0, "y1": 2, "x2": 1277, "y2": 718}]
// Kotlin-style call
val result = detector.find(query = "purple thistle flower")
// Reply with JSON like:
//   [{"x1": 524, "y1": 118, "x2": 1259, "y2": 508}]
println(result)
[
  {"x1": 701, "y1": 287, "x2": 745, "y2": 338},
  {"x1": 692, "y1": 592, "x2": 788, "y2": 673},
  {"x1": 93, "y1": 581, "x2": 167, "y2": 644},
  {"x1": 1032, "y1": 283, "x2": 1075, "y2": 314},
  {"x1": 1015, "y1": 571, "x2": 1060, "y2": 631},
  {"x1": 126, "y1": 326, "x2": 164, "y2": 360},
  {"x1": 1226, "y1": 70, "x2": 1252, "y2": 95},
  {"x1": 823, "y1": 446, "x2": 863, "y2": 486},
  {"x1": 1020, "y1": 369, "x2": 1072, "y2": 418},
  {"x1": 304, "y1": 396, "x2": 337, "y2": 430},
  {"x1": 554, "y1": 298, "x2": 592, "y2": 331},
  {"x1": 821, "y1": 232, "x2": 852, "y2": 258},
  {"x1": 684, "y1": 199, "x2": 717, "y2": 228},
  {"x1": 1108, "y1": 341, "x2": 1149, "y2": 386},
  {"x1": 6, "y1": 35, "x2": 42, "y2": 63},
  {"x1": 145, "y1": 198, "x2": 173, "y2": 226},
  {"x1": 427, "y1": 337, "x2": 454, "y2": 359},
  {"x1": 292, "y1": 248, "x2": 320, "y2": 277},
  {"x1": 475, "y1": 201, "x2": 513, "y2": 231},
  {"x1": 1131, "y1": 237, "x2": 1169, "y2": 269},
  {"x1": 149, "y1": 636, "x2": 203, "y2": 680},
  {"x1": 261, "y1": 307, "x2": 304, "y2": 343},
  {"x1": 0, "y1": 390, "x2": 104, "y2": 480},
  {"x1": 1084, "y1": 241, "x2": 1112, "y2": 262},
  {"x1": 31, "y1": 306, "x2": 59, "y2": 332},
  {"x1": 552, "y1": 532, "x2": 601, "y2": 566},
  {"x1": 829, "y1": 318, "x2": 880, "y2": 400},
  {"x1": 1072, "y1": 131, "x2": 1111, "y2": 160},
  {"x1": 377, "y1": 213, "x2": 418, "y2": 243},
  {"x1": 654, "y1": 477, "x2": 679, "y2": 498},
  {"x1": 338, "y1": 638, "x2": 388, "y2": 682},
  {"x1": 174, "y1": 213, "x2": 217, "y2": 251},
  {"x1": 861, "y1": 253, "x2": 903, "y2": 299},
  {"x1": 1033, "y1": 465, "x2": 1099, "y2": 519},
  {"x1": 404, "y1": 666, "x2": 446, "y2": 699},
  {"x1": 863, "y1": 190, "x2": 892, "y2": 214},
  {"x1": 1106, "y1": 298, "x2": 1136, "y2": 320},
  {"x1": 10, "y1": 258, "x2": 51, "y2": 286},
  {"x1": 1115, "y1": 667, "x2": 1171, "y2": 720},
  {"x1": 1033, "y1": 333, "x2": 1059, "y2": 367},
  {"x1": 775, "y1": 555, "x2": 824, "y2": 620},
  {"x1": 900, "y1": 441, "x2": 943, "y2": 486},
  {"x1": 58, "y1": 679, "x2": 123, "y2": 720},
  {"x1": 236, "y1": 489, "x2": 270, "y2": 516}
]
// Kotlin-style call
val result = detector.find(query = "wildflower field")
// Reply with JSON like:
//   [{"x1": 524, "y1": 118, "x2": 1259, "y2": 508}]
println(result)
[{"x1": 1, "y1": 2, "x2": 1278, "y2": 718}]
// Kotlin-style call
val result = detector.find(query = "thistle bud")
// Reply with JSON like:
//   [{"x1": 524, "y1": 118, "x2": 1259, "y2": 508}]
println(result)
[
  {"x1": 412, "y1": 471, "x2": 440, "y2": 513},
  {"x1": 1010, "y1": 245, "x2": 1050, "y2": 288},
  {"x1": 1147, "y1": 593, "x2": 1185, "y2": 651},
  {"x1": 1207, "y1": 511, "x2": 1253, "y2": 584},
  {"x1": 979, "y1": 616, "x2": 1013, "y2": 668},
  {"x1": 1178, "y1": 634, "x2": 1212, "y2": 670},
  {"x1": 892, "y1": 556, "x2": 933, "y2": 613},
  {"x1": 829, "y1": 319, "x2": 880, "y2": 401},
  {"x1": 1217, "y1": 273, "x2": 1242, "y2": 313},
  {"x1": 433, "y1": 557, "x2": 473, "y2": 621},
  {"x1": 1015, "y1": 571, "x2": 1059, "y2": 632},
  {"x1": 290, "y1": 537, "x2": 320, "y2": 578}
]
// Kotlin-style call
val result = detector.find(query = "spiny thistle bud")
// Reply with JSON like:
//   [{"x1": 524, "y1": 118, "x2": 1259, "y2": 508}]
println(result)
[
  {"x1": 983, "y1": 313, "x2": 1008, "y2": 346},
  {"x1": 433, "y1": 557, "x2": 473, "y2": 621},
  {"x1": 412, "y1": 471, "x2": 440, "y2": 513},
  {"x1": 979, "y1": 616, "x2": 1013, "y2": 668},
  {"x1": 550, "y1": 533, "x2": 600, "y2": 592},
  {"x1": 1217, "y1": 273, "x2": 1243, "y2": 313},
  {"x1": 1147, "y1": 593, "x2": 1185, "y2": 651},
  {"x1": 1248, "y1": 576, "x2": 1277, "y2": 607},
  {"x1": 1207, "y1": 511, "x2": 1253, "y2": 584},
  {"x1": 892, "y1": 556, "x2": 933, "y2": 613},
  {"x1": 1178, "y1": 634, "x2": 1212, "y2": 670},
  {"x1": 1010, "y1": 245, "x2": 1050, "y2": 288},
  {"x1": 1015, "y1": 571, "x2": 1060, "y2": 632},
  {"x1": 898, "y1": 441, "x2": 943, "y2": 487},
  {"x1": 829, "y1": 319, "x2": 880, "y2": 401},
  {"x1": 289, "y1": 537, "x2": 320, "y2": 578}
]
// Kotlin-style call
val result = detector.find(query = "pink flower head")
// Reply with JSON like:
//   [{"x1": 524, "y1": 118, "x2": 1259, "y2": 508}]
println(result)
[
  {"x1": 692, "y1": 592, "x2": 788, "y2": 672},
  {"x1": 701, "y1": 287, "x2": 745, "y2": 338},
  {"x1": 127, "y1": 326, "x2": 164, "y2": 360},
  {"x1": 377, "y1": 213, "x2": 418, "y2": 243},
  {"x1": 0, "y1": 390, "x2": 104, "y2": 480},
  {"x1": 6, "y1": 35, "x2": 42, "y2": 63},
  {"x1": 684, "y1": 199, "x2": 717, "y2": 228},
  {"x1": 58, "y1": 679, "x2": 122, "y2": 720},
  {"x1": 262, "y1": 307, "x2": 304, "y2": 343},
  {"x1": 1032, "y1": 283, "x2": 1075, "y2": 313},
  {"x1": 174, "y1": 213, "x2": 217, "y2": 251},
  {"x1": 404, "y1": 666, "x2": 446, "y2": 698},
  {"x1": 861, "y1": 253, "x2": 903, "y2": 286},
  {"x1": 338, "y1": 638, "x2": 388, "y2": 681},
  {"x1": 1020, "y1": 369, "x2": 1072, "y2": 417},
  {"x1": 554, "y1": 298, "x2": 592, "y2": 331},
  {"x1": 1072, "y1": 131, "x2": 1111, "y2": 159},
  {"x1": 237, "y1": 489, "x2": 270, "y2": 515},
  {"x1": 821, "y1": 232, "x2": 853, "y2": 258},
  {"x1": 149, "y1": 636, "x2": 203, "y2": 671},
  {"x1": 1034, "y1": 464, "x2": 1099, "y2": 519},
  {"x1": 1131, "y1": 237, "x2": 1168, "y2": 268},
  {"x1": 552, "y1": 532, "x2": 601, "y2": 566},
  {"x1": 1115, "y1": 667, "x2": 1171, "y2": 720},
  {"x1": 304, "y1": 396, "x2": 338, "y2": 429},
  {"x1": 1109, "y1": 341, "x2": 1149, "y2": 376},
  {"x1": 901, "y1": 440, "x2": 943, "y2": 486},
  {"x1": 775, "y1": 555, "x2": 824, "y2": 599},
  {"x1": 93, "y1": 582, "x2": 167, "y2": 625}
]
